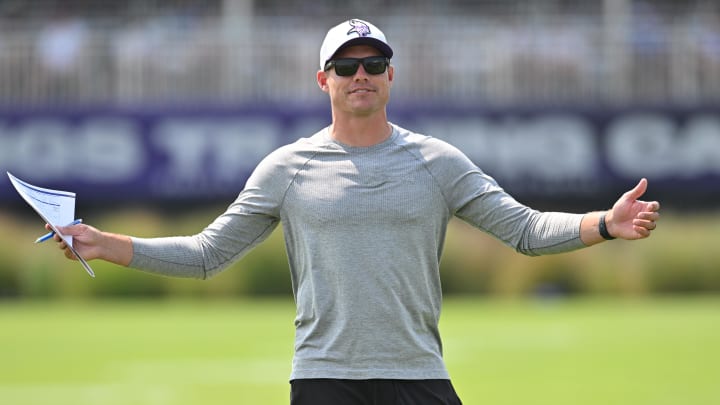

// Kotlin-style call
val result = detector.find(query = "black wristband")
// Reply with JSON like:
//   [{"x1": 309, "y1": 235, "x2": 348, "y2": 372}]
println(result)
[{"x1": 599, "y1": 213, "x2": 616, "y2": 240}]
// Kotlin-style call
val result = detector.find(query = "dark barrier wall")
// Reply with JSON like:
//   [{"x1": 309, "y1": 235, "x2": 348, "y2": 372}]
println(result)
[{"x1": 1, "y1": 104, "x2": 719, "y2": 210}]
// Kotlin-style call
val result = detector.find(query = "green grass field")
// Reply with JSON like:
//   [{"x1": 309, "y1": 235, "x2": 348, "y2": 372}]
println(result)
[{"x1": 1, "y1": 297, "x2": 719, "y2": 405}]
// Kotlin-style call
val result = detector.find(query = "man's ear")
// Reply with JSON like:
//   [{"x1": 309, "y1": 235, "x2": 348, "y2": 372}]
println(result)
[
  {"x1": 317, "y1": 70, "x2": 329, "y2": 93},
  {"x1": 387, "y1": 65, "x2": 394, "y2": 86}
]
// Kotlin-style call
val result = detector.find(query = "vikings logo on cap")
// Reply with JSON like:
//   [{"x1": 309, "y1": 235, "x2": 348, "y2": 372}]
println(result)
[
  {"x1": 347, "y1": 19, "x2": 371, "y2": 37},
  {"x1": 319, "y1": 18, "x2": 393, "y2": 70}
]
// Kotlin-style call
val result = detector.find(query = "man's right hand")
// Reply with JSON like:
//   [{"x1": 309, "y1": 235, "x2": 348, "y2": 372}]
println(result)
[{"x1": 48, "y1": 223, "x2": 133, "y2": 266}]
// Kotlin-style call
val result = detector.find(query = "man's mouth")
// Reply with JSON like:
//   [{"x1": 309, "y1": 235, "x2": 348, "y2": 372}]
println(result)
[{"x1": 349, "y1": 88, "x2": 374, "y2": 94}]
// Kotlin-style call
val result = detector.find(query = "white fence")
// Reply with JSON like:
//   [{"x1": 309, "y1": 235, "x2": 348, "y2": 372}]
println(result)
[{"x1": 0, "y1": 14, "x2": 718, "y2": 106}]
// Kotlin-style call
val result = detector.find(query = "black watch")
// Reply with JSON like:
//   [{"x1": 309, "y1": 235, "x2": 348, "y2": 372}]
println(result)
[{"x1": 599, "y1": 213, "x2": 615, "y2": 240}]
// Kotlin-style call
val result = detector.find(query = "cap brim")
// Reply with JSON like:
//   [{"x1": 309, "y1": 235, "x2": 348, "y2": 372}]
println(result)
[{"x1": 330, "y1": 37, "x2": 393, "y2": 61}]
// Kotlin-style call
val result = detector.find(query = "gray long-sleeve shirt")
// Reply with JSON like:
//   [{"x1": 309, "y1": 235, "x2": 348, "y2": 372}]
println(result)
[{"x1": 130, "y1": 124, "x2": 586, "y2": 380}]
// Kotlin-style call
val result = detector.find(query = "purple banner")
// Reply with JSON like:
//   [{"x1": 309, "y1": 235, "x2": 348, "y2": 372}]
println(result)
[{"x1": 1, "y1": 105, "x2": 719, "y2": 209}]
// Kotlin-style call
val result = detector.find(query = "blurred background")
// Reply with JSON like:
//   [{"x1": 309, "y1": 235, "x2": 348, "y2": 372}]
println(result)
[
  {"x1": 1, "y1": 1, "x2": 719, "y2": 405},
  {"x1": 0, "y1": 0, "x2": 718, "y2": 298}
]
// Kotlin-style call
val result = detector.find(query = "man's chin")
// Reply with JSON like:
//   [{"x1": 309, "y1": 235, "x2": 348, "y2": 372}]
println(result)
[{"x1": 348, "y1": 100, "x2": 383, "y2": 115}]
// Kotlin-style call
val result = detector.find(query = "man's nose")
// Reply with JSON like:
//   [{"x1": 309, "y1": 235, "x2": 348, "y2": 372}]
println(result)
[{"x1": 352, "y1": 64, "x2": 370, "y2": 80}]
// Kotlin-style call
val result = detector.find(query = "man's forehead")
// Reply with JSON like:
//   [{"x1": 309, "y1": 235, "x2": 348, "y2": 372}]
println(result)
[{"x1": 334, "y1": 44, "x2": 384, "y2": 58}]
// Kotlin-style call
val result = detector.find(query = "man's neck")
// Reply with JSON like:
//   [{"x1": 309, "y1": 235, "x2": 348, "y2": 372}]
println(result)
[{"x1": 329, "y1": 114, "x2": 391, "y2": 147}]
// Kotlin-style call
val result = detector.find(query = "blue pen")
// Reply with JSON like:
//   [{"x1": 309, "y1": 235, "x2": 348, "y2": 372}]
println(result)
[{"x1": 35, "y1": 219, "x2": 83, "y2": 243}]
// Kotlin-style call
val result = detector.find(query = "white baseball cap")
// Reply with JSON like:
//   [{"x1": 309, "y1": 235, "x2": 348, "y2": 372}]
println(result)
[{"x1": 319, "y1": 19, "x2": 394, "y2": 70}]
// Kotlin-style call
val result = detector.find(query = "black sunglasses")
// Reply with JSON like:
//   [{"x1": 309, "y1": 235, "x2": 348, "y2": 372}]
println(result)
[{"x1": 324, "y1": 56, "x2": 390, "y2": 77}]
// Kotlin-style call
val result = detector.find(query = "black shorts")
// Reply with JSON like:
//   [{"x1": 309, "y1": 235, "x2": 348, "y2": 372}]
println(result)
[{"x1": 290, "y1": 378, "x2": 463, "y2": 405}]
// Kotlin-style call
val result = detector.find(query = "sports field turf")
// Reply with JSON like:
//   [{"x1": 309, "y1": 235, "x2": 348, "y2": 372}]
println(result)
[{"x1": 1, "y1": 297, "x2": 718, "y2": 404}]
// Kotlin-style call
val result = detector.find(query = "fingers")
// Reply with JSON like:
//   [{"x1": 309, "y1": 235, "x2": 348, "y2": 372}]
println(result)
[
  {"x1": 49, "y1": 224, "x2": 82, "y2": 259},
  {"x1": 64, "y1": 248, "x2": 78, "y2": 260},
  {"x1": 633, "y1": 225, "x2": 651, "y2": 238},
  {"x1": 56, "y1": 237, "x2": 79, "y2": 260},
  {"x1": 633, "y1": 218, "x2": 657, "y2": 230},
  {"x1": 47, "y1": 223, "x2": 84, "y2": 239},
  {"x1": 635, "y1": 202, "x2": 660, "y2": 228},
  {"x1": 632, "y1": 208, "x2": 660, "y2": 238},
  {"x1": 56, "y1": 235, "x2": 68, "y2": 250},
  {"x1": 57, "y1": 223, "x2": 84, "y2": 236},
  {"x1": 49, "y1": 223, "x2": 87, "y2": 246},
  {"x1": 636, "y1": 210, "x2": 660, "y2": 222}
]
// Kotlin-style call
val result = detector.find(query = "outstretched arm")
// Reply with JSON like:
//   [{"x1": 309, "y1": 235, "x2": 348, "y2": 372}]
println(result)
[
  {"x1": 580, "y1": 178, "x2": 661, "y2": 246},
  {"x1": 49, "y1": 223, "x2": 133, "y2": 266}
]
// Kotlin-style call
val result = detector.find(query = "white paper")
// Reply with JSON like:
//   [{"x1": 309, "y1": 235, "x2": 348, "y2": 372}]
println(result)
[{"x1": 7, "y1": 172, "x2": 95, "y2": 277}]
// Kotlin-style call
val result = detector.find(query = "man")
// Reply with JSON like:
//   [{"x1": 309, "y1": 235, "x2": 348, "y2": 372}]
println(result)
[{"x1": 52, "y1": 19, "x2": 660, "y2": 405}]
